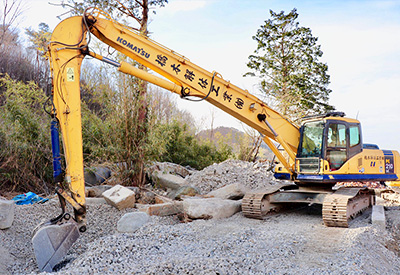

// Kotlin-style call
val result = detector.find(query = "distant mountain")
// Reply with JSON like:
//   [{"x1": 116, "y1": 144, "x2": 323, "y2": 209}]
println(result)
[
  {"x1": 197, "y1": 126, "x2": 244, "y2": 144},
  {"x1": 196, "y1": 126, "x2": 274, "y2": 159}
]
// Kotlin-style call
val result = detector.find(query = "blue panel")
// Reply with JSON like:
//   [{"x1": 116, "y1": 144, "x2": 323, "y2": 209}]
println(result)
[
  {"x1": 297, "y1": 173, "x2": 398, "y2": 182},
  {"x1": 297, "y1": 174, "x2": 325, "y2": 181},
  {"x1": 383, "y1": 150, "x2": 393, "y2": 156},
  {"x1": 274, "y1": 173, "x2": 291, "y2": 180}
]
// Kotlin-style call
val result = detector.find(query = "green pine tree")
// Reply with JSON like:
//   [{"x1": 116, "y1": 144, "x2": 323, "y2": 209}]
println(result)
[{"x1": 246, "y1": 8, "x2": 334, "y2": 120}]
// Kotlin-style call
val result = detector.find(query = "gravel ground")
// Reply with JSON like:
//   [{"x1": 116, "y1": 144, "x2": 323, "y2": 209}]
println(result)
[
  {"x1": 2, "y1": 200, "x2": 400, "y2": 274},
  {"x1": 2, "y1": 160, "x2": 400, "y2": 274}
]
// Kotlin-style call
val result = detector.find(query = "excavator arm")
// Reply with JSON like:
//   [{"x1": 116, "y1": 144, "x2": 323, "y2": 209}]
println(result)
[
  {"x1": 33, "y1": 8, "x2": 300, "y2": 271},
  {"x1": 83, "y1": 9, "x2": 300, "y2": 164}
]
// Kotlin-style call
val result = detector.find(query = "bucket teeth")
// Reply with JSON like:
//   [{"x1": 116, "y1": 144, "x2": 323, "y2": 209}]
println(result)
[{"x1": 32, "y1": 221, "x2": 79, "y2": 272}]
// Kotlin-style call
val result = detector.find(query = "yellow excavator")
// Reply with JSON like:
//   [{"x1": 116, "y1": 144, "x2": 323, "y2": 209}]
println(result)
[{"x1": 33, "y1": 8, "x2": 400, "y2": 271}]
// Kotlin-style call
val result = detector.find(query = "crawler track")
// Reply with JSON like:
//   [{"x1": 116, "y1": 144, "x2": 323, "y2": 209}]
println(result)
[
  {"x1": 242, "y1": 193, "x2": 265, "y2": 219},
  {"x1": 322, "y1": 188, "x2": 375, "y2": 227},
  {"x1": 242, "y1": 184, "x2": 292, "y2": 219},
  {"x1": 243, "y1": 186, "x2": 375, "y2": 228}
]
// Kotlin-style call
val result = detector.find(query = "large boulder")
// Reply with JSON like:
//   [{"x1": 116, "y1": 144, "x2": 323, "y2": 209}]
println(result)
[
  {"x1": 0, "y1": 198, "x2": 14, "y2": 229},
  {"x1": 206, "y1": 183, "x2": 248, "y2": 200},
  {"x1": 371, "y1": 205, "x2": 385, "y2": 230},
  {"x1": 147, "y1": 162, "x2": 193, "y2": 178},
  {"x1": 102, "y1": 185, "x2": 136, "y2": 210},
  {"x1": 117, "y1": 212, "x2": 150, "y2": 233},
  {"x1": 84, "y1": 166, "x2": 112, "y2": 186},
  {"x1": 86, "y1": 185, "x2": 112, "y2": 198},
  {"x1": 173, "y1": 185, "x2": 200, "y2": 200},
  {"x1": 182, "y1": 198, "x2": 241, "y2": 219},
  {"x1": 151, "y1": 171, "x2": 185, "y2": 190},
  {"x1": 147, "y1": 162, "x2": 195, "y2": 191},
  {"x1": 85, "y1": 197, "x2": 107, "y2": 205}
]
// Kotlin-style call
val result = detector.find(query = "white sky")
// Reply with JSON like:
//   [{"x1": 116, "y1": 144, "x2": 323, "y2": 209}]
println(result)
[{"x1": 18, "y1": 0, "x2": 400, "y2": 152}]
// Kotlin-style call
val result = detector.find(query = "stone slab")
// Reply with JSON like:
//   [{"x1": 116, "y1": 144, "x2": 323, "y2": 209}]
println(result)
[
  {"x1": 206, "y1": 183, "x2": 248, "y2": 200},
  {"x1": 155, "y1": 195, "x2": 171, "y2": 204},
  {"x1": 371, "y1": 205, "x2": 385, "y2": 230},
  {"x1": 102, "y1": 185, "x2": 136, "y2": 210},
  {"x1": 375, "y1": 196, "x2": 386, "y2": 206},
  {"x1": 139, "y1": 202, "x2": 183, "y2": 216},
  {"x1": 85, "y1": 197, "x2": 107, "y2": 205},
  {"x1": 152, "y1": 171, "x2": 185, "y2": 190},
  {"x1": 183, "y1": 198, "x2": 241, "y2": 219},
  {"x1": 0, "y1": 199, "x2": 15, "y2": 229}
]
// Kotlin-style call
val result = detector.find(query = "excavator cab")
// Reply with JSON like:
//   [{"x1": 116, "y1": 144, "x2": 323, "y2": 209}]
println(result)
[
  {"x1": 292, "y1": 112, "x2": 362, "y2": 184},
  {"x1": 273, "y1": 112, "x2": 361, "y2": 181},
  {"x1": 246, "y1": 111, "x2": 383, "y2": 225}
]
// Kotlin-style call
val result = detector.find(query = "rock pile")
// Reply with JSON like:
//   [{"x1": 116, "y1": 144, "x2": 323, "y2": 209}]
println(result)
[
  {"x1": 85, "y1": 160, "x2": 287, "y2": 222},
  {"x1": 185, "y1": 159, "x2": 283, "y2": 194}
]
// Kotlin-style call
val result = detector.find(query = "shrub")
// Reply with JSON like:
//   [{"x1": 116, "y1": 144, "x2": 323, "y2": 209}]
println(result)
[
  {"x1": 0, "y1": 75, "x2": 52, "y2": 193},
  {"x1": 158, "y1": 121, "x2": 233, "y2": 170}
]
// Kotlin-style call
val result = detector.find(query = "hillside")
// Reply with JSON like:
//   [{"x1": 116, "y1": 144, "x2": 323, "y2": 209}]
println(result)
[{"x1": 197, "y1": 126, "x2": 274, "y2": 159}]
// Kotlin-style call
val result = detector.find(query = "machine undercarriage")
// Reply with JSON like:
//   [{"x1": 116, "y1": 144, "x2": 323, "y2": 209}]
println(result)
[{"x1": 242, "y1": 183, "x2": 376, "y2": 227}]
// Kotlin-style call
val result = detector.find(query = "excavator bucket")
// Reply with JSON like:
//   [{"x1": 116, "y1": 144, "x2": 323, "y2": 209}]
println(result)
[{"x1": 32, "y1": 221, "x2": 79, "y2": 272}]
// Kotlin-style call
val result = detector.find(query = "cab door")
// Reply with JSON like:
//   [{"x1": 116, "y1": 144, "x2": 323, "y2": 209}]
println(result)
[
  {"x1": 325, "y1": 122, "x2": 362, "y2": 171},
  {"x1": 326, "y1": 122, "x2": 348, "y2": 170}
]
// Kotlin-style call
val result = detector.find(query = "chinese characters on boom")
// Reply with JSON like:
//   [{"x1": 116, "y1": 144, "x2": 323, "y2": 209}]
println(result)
[
  {"x1": 155, "y1": 52, "x2": 246, "y2": 110},
  {"x1": 116, "y1": 34, "x2": 248, "y2": 111}
]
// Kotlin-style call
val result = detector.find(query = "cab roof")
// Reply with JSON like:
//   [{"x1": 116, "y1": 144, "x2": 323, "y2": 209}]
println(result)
[{"x1": 302, "y1": 112, "x2": 360, "y2": 125}]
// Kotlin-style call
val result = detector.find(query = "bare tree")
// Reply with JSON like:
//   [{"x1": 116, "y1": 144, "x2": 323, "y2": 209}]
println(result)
[
  {"x1": 238, "y1": 126, "x2": 263, "y2": 162},
  {"x1": 209, "y1": 108, "x2": 216, "y2": 141},
  {"x1": 0, "y1": 0, "x2": 24, "y2": 46},
  {"x1": 148, "y1": 87, "x2": 196, "y2": 128},
  {"x1": 0, "y1": 0, "x2": 35, "y2": 92}
]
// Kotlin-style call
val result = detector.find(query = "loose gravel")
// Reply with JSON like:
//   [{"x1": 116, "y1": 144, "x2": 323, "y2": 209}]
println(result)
[
  {"x1": 2, "y1": 201, "x2": 400, "y2": 274},
  {"x1": 1, "y1": 160, "x2": 400, "y2": 274}
]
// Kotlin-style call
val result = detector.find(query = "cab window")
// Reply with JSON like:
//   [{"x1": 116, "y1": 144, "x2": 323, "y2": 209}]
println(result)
[
  {"x1": 349, "y1": 126, "x2": 360, "y2": 147},
  {"x1": 298, "y1": 121, "x2": 324, "y2": 158},
  {"x1": 327, "y1": 124, "x2": 346, "y2": 148}
]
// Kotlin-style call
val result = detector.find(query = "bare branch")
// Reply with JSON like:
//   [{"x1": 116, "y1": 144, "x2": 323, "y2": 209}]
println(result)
[
  {"x1": 0, "y1": 0, "x2": 24, "y2": 46},
  {"x1": 134, "y1": 0, "x2": 144, "y2": 8},
  {"x1": 114, "y1": 0, "x2": 142, "y2": 25}
]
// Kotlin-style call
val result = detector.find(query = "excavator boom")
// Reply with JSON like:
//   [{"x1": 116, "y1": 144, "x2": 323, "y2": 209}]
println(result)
[{"x1": 84, "y1": 10, "x2": 300, "y2": 164}]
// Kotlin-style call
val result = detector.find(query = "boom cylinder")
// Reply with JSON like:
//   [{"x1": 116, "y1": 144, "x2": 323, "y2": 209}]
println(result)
[{"x1": 51, "y1": 120, "x2": 63, "y2": 183}]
